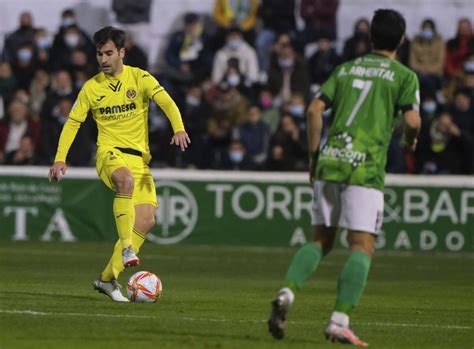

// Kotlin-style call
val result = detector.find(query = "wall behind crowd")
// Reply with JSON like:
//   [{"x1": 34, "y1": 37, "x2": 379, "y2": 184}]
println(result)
[{"x1": 1, "y1": 0, "x2": 473, "y2": 69}]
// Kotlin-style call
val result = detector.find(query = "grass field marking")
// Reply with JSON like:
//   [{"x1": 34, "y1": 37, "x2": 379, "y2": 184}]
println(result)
[
  {"x1": 362, "y1": 322, "x2": 473, "y2": 330},
  {"x1": 4, "y1": 309, "x2": 470, "y2": 331},
  {"x1": 1, "y1": 310, "x2": 48, "y2": 316}
]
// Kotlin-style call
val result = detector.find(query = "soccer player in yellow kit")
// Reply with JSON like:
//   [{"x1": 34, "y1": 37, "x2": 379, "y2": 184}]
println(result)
[{"x1": 48, "y1": 26, "x2": 191, "y2": 302}]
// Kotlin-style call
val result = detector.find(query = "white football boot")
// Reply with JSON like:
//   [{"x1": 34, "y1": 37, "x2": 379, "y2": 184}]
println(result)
[
  {"x1": 324, "y1": 321, "x2": 368, "y2": 347},
  {"x1": 93, "y1": 279, "x2": 129, "y2": 302},
  {"x1": 122, "y1": 245, "x2": 140, "y2": 268},
  {"x1": 268, "y1": 288, "x2": 294, "y2": 339}
]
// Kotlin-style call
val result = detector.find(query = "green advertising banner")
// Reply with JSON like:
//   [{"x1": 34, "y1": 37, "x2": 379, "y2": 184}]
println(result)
[{"x1": 0, "y1": 167, "x2": 472, "y2": 252}]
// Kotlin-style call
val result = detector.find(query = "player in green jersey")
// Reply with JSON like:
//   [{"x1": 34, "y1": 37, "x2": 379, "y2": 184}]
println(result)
[{"x1": 268, "y1": 9, "x2": 421, "y2": 346}]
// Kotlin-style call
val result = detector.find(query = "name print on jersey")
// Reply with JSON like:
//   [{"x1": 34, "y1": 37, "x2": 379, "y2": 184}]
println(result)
[{"x1": 338, "y1": 65, "x2": 395, "y2": 82}]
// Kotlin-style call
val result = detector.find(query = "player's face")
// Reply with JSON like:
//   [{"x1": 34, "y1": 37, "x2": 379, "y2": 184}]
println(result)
[{"x1": 96, "y1": 40, "x2": 125, "y2": 76}]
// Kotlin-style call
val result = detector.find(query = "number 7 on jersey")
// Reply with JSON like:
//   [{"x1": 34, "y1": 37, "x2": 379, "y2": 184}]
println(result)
[{"x1": 345, "y1": 79, "x2": 373, "y2": 126}]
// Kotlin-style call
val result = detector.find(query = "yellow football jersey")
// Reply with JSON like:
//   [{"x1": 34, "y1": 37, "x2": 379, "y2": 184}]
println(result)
[{"x1": 56, "y1": 65, "x2": 184, "y2": 163}]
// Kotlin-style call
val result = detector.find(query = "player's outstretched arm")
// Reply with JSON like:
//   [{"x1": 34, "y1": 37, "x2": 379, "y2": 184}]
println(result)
[
  {"x1": 401, "y1": 109, "x2": 421, "y2": 152},
  {"x1": 153, "y1": 88, "x2": 191, "y2": 151},
  {"x1": 307, "y1": 98, "x2": 326, "y2": 184},
  {"x1": 48, "y1": 117, "x2": 81, "y2": 182}
]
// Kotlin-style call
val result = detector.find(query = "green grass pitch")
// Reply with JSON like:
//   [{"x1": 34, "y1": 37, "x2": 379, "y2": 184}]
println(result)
[{"x1": 0, "y1": 242, "x2": 472, "y2": 349}]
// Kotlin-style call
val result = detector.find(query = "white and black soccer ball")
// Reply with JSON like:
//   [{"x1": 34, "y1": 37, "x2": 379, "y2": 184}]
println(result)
[{"x1": 127, "y1": 271, "x2": 162, "y2": 303}]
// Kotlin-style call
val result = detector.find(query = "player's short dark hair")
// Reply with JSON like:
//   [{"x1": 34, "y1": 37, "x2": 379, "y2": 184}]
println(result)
[
  {"x1": 370, "y1": 9, "x2": 406, "y2": 51},
  {"x1": 93, "y1": 26, "x2": 126, "y2": 50}
]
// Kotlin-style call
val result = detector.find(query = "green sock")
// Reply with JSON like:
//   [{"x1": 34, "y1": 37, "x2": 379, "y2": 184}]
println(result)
[
  {"x1": 283, "y1": 243, "x2": 323, "y2": 291},
  {"x1": 335, "y1": 251, "x2": 372, "y2": 315}
]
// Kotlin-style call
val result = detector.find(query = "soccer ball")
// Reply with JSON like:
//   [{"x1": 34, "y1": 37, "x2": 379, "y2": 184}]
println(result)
[{"x1": 127, "y1": 271, "x2": 162, "y2": 303}]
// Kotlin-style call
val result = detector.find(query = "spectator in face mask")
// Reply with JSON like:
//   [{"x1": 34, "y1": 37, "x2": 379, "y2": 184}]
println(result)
[
  {"x1": 33, "y1": 28, "x2": 52, "y2": 70},
  {"x1": 409, "y1": 18, "x2": 445, "y2": 92},
  {"x1": 220, "y1": 139, "x2": 254, "y2": 170},
  {"x1": 267, "y1": 36, "x2": 309, "y2": 106},
  {"x1": 11, "y1": 42, "x2": 38, "y2": 90},
  {"x1": 51, "y1": 10, "x2": 96, "y2": 71},
  {"x1": 342, "y1": 18, "x2": 370, "y2": 62},
  {"x1": 221, "y1": 58, "x2": 254, "y2": 99},
  {"x1": 284, "y1": 93, "x2": 307, "y2": 130},
  {"x1": 445, "y1": 18, "x2": 474, "y2": 77},
  {"x1": 235, "y1": 105, "x2": 271, "y2": 169},
  {"x1": 0, "y1": 99, "x2": 40, "y2": 165},
  {"x1": 2, "y1": 11, "x2": 36, "y2": 64},
  {"x1": 212, "y1": 28, "x2": 259, "y2": 86},
  {"x1": 258, "y1": 87, "x2": 280, "y2": 133},
  {"x1": 178, "y1": 84, "x2": 210, "y2": 168}
]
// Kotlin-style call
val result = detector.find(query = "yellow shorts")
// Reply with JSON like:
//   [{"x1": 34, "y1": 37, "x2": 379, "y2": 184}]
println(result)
[{"x1": 96, "y1": 147, "x2": 158, "y2": 208}]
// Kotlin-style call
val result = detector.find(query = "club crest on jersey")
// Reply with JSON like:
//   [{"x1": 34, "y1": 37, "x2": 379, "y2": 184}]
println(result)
[{"x1": 126, "y1": 88, "x2": 137, "y2": 100}]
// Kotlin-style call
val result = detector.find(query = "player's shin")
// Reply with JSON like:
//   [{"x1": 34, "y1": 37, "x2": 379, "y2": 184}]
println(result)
[
  {"x1": 100, "y1": 228, "x2": 146, "y2": 281},
  {"x1": 113, "y1": 194, "x2": 134, "y2": 248},
  {"x1": 334, "y1": 251, "x2": 372, "y2": 315},
  {"x1": 283, "y1": 242, "x2": 323, "y2": 292}
]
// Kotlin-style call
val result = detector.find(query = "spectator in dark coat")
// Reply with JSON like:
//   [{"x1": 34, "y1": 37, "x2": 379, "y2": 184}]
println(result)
[
  {"x1": 2, "y1": 12, "x2": 36, "y2": 63},
  {"x1": 308, "y1": 34, "x2": 340, "y2": 86},
  {"x1": 39, "y1": 70, "x2": 93, "y2": 166},
  {"x1": 235, "y1": 105, "x2": 271, "y2": 169},
  {"x1": 50, "y1": 25, "x2": 96, "y2": 71},
  {"x1": 342, "y1": 18, "x2": 370, "y2": 62},
  {"x1": 124, "y1": 35, "x2": 148, "y2": 70},
  {"x1": 11, "y1": 42, "x2": 38, "y2": 90},
  {"x1": 165, "y1": 13, "x2": 213, "y2": 83},
  {"x1": 267, "y1": 36, "x2": 309, "y2": 105},
  {"x1": 267, "y1": 113, "x2": 307, "y2": 171}
]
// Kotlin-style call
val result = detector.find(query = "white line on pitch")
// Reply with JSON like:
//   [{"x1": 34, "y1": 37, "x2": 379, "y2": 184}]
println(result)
[{"x1": 0, "y1": 310, "x2": 471, "y2": 330}]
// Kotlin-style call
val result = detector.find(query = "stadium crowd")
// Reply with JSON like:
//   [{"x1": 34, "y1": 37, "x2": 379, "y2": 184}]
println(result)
[{"x1": 0, "y1": 0, "x2": 473, "y2": 174}]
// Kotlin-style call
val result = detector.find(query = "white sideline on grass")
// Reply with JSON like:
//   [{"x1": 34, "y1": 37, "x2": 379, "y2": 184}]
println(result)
[{"x1": 0, "y1": 309, "x2": 471, "y2": 330}]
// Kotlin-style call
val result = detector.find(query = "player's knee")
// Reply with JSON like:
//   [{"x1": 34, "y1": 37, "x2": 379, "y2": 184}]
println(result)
[
  {"x1": 142, "y1": 216, "x2": 156, "y2": 233},
  {"x1": 114, "y1": 175, "x2": 134, "y2": 194},
  {"x1": 349, "y1": 239, "x2": 375, "y2": 256}
]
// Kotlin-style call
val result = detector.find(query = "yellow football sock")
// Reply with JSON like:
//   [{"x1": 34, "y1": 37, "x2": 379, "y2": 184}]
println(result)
[
  {"x1": 101, "y1": 228, "x2": 146, "y2": 282},
  {"x1": 113, "y1": 194, "x2": 134, "y2": 249}
]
